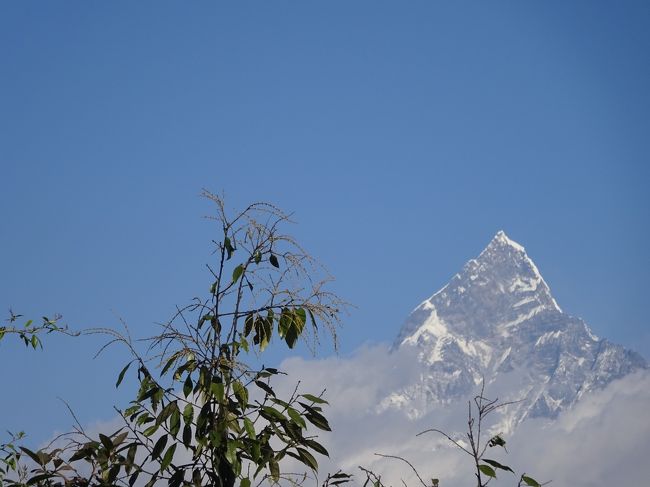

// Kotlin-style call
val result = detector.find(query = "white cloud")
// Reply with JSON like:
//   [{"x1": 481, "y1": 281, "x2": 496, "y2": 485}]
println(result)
[
  {"x1": 40, "y1": 344, "x2": 650, "y2": 487},
  {"x1": 275, "y1": 345, "x2": 650, "y2": 487},
  {"x1": 508, "y1": 370, "x2": 650, "y2": 487}
]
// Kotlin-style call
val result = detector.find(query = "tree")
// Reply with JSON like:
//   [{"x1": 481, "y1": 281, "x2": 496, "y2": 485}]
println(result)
[{"x1": 3, "y1": 191, "x2": 346, "y2": 487}]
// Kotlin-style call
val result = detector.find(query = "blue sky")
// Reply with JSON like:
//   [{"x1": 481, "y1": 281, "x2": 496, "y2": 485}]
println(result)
[{"x1": 1, "y1": 1, "x2": 648, "y2": 443}]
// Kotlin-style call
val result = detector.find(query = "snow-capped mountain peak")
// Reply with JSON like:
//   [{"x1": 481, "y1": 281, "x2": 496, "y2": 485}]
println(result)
[
  {"x1": 490, "y1": 229, "x2": 525, "y2": 251},
  {"x1": 382, "y1": 232, "x2": 646, "y2": 426},
  {"x1": 395, "y1": 231, "x2": 561, "y2": 347}
]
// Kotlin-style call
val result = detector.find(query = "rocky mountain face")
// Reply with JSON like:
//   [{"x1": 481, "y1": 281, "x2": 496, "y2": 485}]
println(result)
[{"x1": 380, "y1": 231, "x2": 646, "y2": 429}]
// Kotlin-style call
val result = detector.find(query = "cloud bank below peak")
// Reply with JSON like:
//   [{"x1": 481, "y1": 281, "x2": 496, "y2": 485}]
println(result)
[{"x1": 275, "y1": 345, "x2": 650, "y2": 486}]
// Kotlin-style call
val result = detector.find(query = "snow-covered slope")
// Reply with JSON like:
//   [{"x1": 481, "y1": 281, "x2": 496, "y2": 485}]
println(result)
[{"x1": 381, "y1": 231, "x2": 647, "y2": 428}]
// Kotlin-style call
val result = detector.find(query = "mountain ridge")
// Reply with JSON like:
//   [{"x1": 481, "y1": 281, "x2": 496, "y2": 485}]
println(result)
[{"x1": 381, "y1": 231, "x2": 647, "y2": 428}]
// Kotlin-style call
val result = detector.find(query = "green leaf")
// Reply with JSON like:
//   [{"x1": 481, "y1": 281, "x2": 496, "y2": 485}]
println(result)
[
  {"x1": 301, "y1": 393, "x2": 328, "y2": 405},
  {"x1": 329, "y1": 472, "x2": 353, "y2": 481},
  {"x1": 259, "y1": 331, "x2": 270, "y2": 352},
  {"x1": 254, "y1": 315, "x2": 273, "y2": 352},
  {"x1": 296, "y1": 447, "x2": 319, "y2": 471},
  {"x1": 211, "y1": 381, "x2": 225, "y2": 402},
  {"x1": 233, "y1": 381, "x2": 248, "y2": 406},
  {"x1": 241, "y1": 478, "x2": 251, "y2": 487},
  {"x1": 521, "y1": 475, "x2": 541, "y2": 487},
  {"x1": 269, "y1": 459, "x2": 280, "y2": 481},
  {"x1": 244, "y1": 314, "x2": 254, "y2": 337},
  {"x1": 278, "y1": 308, "x2": 305, "y2": 348},
  {"x1": 254, "y1": 251, "x2": 262, "y2": 264},
  {"x1": 261, "y1": 406, "x2": 285, "y2": 421},
  {"x1": 161, "y1": 355, "x2": 178, "y2": 376},
  {"x1": 278, "y1": 309, "x2": 290, "y2": 339},
  {"x1": 143, "y1": 424, "x2": 159, "y2": 437},
  {"x1": 116, "y1": 362, "x2": 132, "y2": 388},
  {"x1": 251, "y1": 442, "x2": 261, "y2": 463},
  {"x1": 151, "y1": 435, "x2": 168, "y2": 459},
  {"x1": 113, "y1": 430, "x2": 129, "y2": 446},
  {"x1": 488, "y1": 434, "x2": 506, "y2": 448},
  {"x1": 243, "y1": 417, "x2": 256, "y2": 439},
  {"x1": 68, "y1": 446, "x2": 93, "y2": 463},
  {"x1": 269, "y1": 254, "x2": 279, "y2": 268},
  {"x1": 270, "y1": 397, "x2": 290, "y2": 409},
  {"x1": 307, "y1": 308, "x2": 318, "y2": 330},
  {"x1": 196, "y1": 402, "x2": 210, "y2": 435},
  {"x1": 156, "y1": 401, "x2": 178, "y2": 427},
  {"x1": 183, "y1": 375, "x2": 193, "y2": 398},
  {"x1": 152, "y1": 387, "x2": 164, "y2": 412},
  {"x1": 483, "y1": 458, "x2": 514, "y2": 473},
  {"x1": 254, "y1": 379, "x2": 274, "y2": 397},
  {"x1": 99, "y1": 433, "x2": 113, "y2": 451},
  {"x1": 284, "y1": 312, "x2": 300, "y2": 349},
  {"x1": 170, "y1": 408, "x2": 181, "y2": 437},
  {"x1": 30, "y1": 335, "x2": 39, "y2": 349},
  {"x1": 128, "y1": 470, "x2": 140, "y2": 487},
  {"x1": 137, "y1": 383, "x2": 156, "y2": 403},
  {"x1": 19, "y1": 447, "x2": 44, "y2": 466},
  {"x1": 183, "y1": 403, "x2": 194, "y2": 424},
  {"x1": 295, "y1": 308, "x2": 307, "y2": 328},
  {"x1": 287, "y1": 407, "x2": 306, "y2": 429},
  {"x1": 232, "y1": 264, "x2": 244, "y2": 283},
  {"x1": 302, "y1": 408, "x2": 331, "y2": 431},
  {"x1": 211, "y1": 315, "x2": 221, "y2": 334},
  {"x1": 125, "y1": 444, "x2": 137, "y2": 473},
  {"x1": 224, "y1": 237, "x2": 235, "y2": 260},
  {"x1": 478, "y1": 464, "x2": 497, "y2": 478},
  {"x1": 182, "y1": 425, "x2": 192, "y2": 448},
  {"x1": 225, "y1": 440, "x2": 238, "y2": 465},
  {"x1": 304, "y1": 439, "x2": 328, "y2": 457},
  {"x1": 136, "y1": 412, "x2": 151, "y2": 426},
  {"x1": 160, "y1": 444, "x2": 176, "y2": 472}
]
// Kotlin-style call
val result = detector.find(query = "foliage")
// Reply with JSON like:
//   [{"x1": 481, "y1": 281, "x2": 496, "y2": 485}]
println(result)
[
  {"x1": 2, "y1": 191, "x2": 345, "y2": 487},
  {"x1": 0, "y1": 312, "x2": 74, "y2": 350}
]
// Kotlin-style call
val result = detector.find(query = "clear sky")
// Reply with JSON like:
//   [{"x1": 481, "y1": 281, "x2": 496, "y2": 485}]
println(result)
[{"x1": 1, "y1": 1, "x2": 648, "y2": 443}]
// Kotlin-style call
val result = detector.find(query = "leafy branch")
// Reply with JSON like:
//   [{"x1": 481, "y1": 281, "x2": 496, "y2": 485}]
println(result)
[{"x1": 0, "y1": 311, "x2": 77, "y2": 350}]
